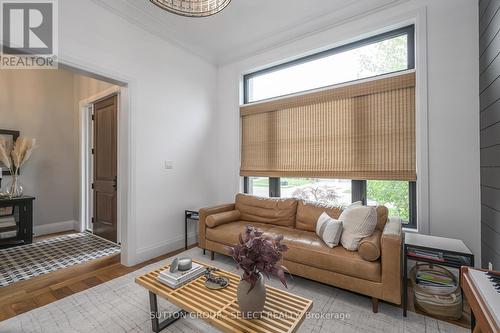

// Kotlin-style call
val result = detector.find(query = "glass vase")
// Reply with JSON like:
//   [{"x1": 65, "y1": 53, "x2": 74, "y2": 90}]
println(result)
[{"x1": 5, "y1": 174, "x2": 23, "y2": 198}]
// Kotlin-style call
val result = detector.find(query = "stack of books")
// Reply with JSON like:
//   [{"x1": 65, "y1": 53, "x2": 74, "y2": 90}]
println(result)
[
  {"x1": 157, "y1": 262, "x2": 205, "y2": 288},
  {"x1": 416, "y1": 270, "x2": 457, "y2": 293},
  {"x1": 407, "y1": 248, "x2": 444, "y2": 262},
  {"x1": 0, "y1": 215, "x2": 17, "y2": 239}
]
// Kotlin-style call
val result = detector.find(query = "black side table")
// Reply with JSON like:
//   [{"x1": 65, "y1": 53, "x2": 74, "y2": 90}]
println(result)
[
  {"x1": 184, "y1": 209, "x2": 199, "y2": 251},
  {"x1": 403, "y1": 233, "x2": 474, "y2": 317},
  {"x1": 0, "y1": 195, "x2": 35, "y2": 249}
]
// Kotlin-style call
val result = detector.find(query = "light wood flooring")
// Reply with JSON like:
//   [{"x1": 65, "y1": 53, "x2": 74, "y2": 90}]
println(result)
[
  {"x1": 0, "y1": 233, "x2": 470, "y2": 329},
  {"x1": 0, "y1": 232, "x2": 196, "y2": 322}
]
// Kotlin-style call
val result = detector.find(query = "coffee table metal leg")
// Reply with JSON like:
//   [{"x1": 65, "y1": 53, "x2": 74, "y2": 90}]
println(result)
[{"x1": 149, "y1": 291, "x2": 186, "y2": 332}]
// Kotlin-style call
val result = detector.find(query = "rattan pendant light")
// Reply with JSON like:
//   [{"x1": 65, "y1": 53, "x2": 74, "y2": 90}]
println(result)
[{"x1": 150, "y1": 0, "x2": 231, "y2": 17}]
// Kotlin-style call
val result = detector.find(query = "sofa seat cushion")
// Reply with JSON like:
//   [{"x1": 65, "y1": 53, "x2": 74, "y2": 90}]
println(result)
[
  {"x1": 235, "y1": 193, "x2": 297, "y2": 227},
  {"x1": 266, "y1": 227, "x2": 381, "y2": 282},
  {"x1": 205, "y1": 221, "x2": 274, "y2": 247}
]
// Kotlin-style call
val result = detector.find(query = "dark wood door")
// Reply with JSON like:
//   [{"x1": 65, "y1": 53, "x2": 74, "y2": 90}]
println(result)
[{"x1": 93, "y1": 95, "x2": 117, "y2": 243}]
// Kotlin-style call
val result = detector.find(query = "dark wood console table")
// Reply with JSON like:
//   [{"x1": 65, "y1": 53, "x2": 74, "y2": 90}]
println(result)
[{"x1": 0, "y1": 196, "x2": 35, "y2": 249}]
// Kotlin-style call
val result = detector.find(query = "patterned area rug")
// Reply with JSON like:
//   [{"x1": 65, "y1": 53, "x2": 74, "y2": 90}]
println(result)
[
  {"x1": 0, "y1": 232, "x2": 120, "y2": 287},
  {"x1": 0, "y1": 247, "x2": 466, "y2": 333}
]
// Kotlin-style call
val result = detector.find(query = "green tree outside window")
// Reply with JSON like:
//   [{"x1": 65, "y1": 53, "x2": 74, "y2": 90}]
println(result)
[{"x1": 367, "y1": 180, "x2": 409, "y2": 222}]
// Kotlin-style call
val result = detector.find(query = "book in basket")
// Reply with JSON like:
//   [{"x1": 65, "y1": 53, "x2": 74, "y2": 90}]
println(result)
[{"x1": 157, "y1": 262, "x2": 205, "y2": 288}]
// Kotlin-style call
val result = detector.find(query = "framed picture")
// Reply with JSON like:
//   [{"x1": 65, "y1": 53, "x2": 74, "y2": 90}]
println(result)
[{"x1": 0, "y1": 129, "x2": 20, "y2": 176}]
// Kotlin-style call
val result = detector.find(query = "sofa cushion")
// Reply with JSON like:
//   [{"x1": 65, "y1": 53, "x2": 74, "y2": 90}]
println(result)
[
  {"x1": 265, "y1": 226, "x2": 381, "y2": 282},
  {"x1": 205, "y1": 221, "x2": 274, "y2": 246},
  {"x1": 339, "y1": 205, "x2": 378, "y2": 251},
  {"x1": 295, "y1": 200, "x2": 342, "y2": 232},
  {"x1": 315, "y1": 212, "x2": 343, "y2": 248},
  {"x1": 235, "y1": 193, "x2": 297, "y2": 227},
  {"x1": 358, "y1": 230, "x2": 382, "y2": 261},
  {"x1": 205, "y1": 210, "x2": 240, "y2": 228}
]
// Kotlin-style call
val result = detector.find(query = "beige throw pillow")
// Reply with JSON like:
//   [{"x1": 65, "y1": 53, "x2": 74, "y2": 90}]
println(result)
[
  {"x1": 316, "y1": 212, "x2": 343, "y2": 248},
  {"x1": 339, "y1": 205, "x2": 378, "y2": 251}
]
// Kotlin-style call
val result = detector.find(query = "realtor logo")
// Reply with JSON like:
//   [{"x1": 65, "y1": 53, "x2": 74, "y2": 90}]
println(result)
[{"x1": 0, "y1": 0, "x2": 58, "y2": 69}]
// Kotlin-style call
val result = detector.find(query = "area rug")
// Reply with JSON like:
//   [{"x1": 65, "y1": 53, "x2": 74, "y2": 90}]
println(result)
[
  {"x1": 0, "y1": 247, "x2": 467, "y2": 333},
  {"x1": 0, "y1": 232, "x2": 120, "y2": 287}
]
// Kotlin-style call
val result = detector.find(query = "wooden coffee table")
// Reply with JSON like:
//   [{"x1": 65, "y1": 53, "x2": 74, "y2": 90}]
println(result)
[{"x1": 135, "y1": 260, "x2": 313, "y2": 332}]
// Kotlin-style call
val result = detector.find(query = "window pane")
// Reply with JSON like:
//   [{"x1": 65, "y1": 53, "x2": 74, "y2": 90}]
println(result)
[
  {"x1": 246, "y1": 34, "x2": 408, "y2": 103},
  {"x1": 247, "y1": 177, "x2": 269, "y2": 197},
  {"x1": 280, "y1": 178, "x2": 352, "y2": 206},
  {"x1": 367, "y1": 180, "x2": 409, "y2": 223}
]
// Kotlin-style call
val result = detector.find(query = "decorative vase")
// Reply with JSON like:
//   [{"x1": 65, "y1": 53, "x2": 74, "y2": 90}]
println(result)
[
  {"x1": 237, "y1": 273, "x2": 266, "y2": 319},
  {"x1": 5, "y1": 174, "x2": 23, "y2": 198}
]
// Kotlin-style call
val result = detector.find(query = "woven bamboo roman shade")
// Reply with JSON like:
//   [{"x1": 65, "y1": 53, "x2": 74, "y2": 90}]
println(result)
[{"x1": 240, "y1": 71, "x2": 416, "y2": 181}]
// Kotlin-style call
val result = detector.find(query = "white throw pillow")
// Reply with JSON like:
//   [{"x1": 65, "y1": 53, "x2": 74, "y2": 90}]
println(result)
[
  {"x1": 316, "y1": 212, "x2": 343, "y2": 248},
  {"x1": 339, "y1": 205, "x2": 378, "y2": 251}
]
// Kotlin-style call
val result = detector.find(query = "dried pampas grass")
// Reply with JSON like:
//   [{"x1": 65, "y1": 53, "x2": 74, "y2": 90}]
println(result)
[{"x1": 11, "y1": 137, "x2": 36, "y2": 169}]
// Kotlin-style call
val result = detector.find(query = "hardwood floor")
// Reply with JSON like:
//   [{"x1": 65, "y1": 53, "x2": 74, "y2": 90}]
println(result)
[
  {"x1": 0, "y1": 235, "x2": 471, "y2": 329},
  {"x1": 0, "y1": 237, "x2": 197, "y2": 322}
]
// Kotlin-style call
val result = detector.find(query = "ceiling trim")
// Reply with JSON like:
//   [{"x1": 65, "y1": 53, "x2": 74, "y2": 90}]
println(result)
[
  {"x1": 90, "y1": 0, "x2": 409, "y2": 66},
  {"x1": 217, "y1": 0, "x2": 409, "y2": 65},
  {"x1": 89, "y1": 0, "x2": 216, "y2": 63}
]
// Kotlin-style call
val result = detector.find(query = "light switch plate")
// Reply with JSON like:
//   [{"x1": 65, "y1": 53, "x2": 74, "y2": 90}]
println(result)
[{"x1": 164, "y1": 161, "x2": 174, "y2": 169}]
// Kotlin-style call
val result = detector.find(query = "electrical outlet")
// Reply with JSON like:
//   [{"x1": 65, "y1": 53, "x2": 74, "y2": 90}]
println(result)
[
  {"x1": 164, "y1": 161, "x2": 174, "y2": 170},
  {"x1": 488, "y1": 262, "x2": 493, "y2": 270}
]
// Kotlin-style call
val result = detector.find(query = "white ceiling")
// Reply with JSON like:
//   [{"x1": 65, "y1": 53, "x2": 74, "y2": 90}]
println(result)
[{"x1": 90, "y1": 0, "x2": 404, "y2": 65}]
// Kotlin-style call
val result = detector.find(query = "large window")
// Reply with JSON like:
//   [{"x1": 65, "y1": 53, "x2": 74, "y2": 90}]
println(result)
[
  {"x1": 243, "y1": 178, "x2": 416, "y2": 228},
  {"x1": 242, "y1": 26, "x2": 417, "y2": 228},
  {"x1": 244, "y1": 25, "x2": 414, "y2": 103}
]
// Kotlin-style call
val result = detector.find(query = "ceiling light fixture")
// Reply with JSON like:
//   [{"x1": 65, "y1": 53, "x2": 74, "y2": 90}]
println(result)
[{"x1": 149, "y1": 0, "x2": 231, "y2": 17}]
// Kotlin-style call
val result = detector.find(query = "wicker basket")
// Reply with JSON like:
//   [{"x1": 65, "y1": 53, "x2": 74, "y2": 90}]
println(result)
[{"x1": 410, "y1": 263, "x2": 462, "y2": 320}]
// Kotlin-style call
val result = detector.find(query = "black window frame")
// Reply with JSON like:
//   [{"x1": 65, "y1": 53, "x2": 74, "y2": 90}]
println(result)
[
  {"x1": 353, "y1": 180, "x2": 417, "y2": 229},
  {"x1": 242, "y1": 25, "x2": 417, "y2": 229},
  {"x1": 243, "y1": 25, "x2": 415, "y2": 104},
  {"x1": 244, "y1": 178, "x2": 417, "y2": 228}
]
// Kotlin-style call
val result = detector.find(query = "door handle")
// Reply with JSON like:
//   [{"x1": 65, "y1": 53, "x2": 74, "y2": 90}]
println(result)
[{"x1": 113, "y1": 177, "x2": 117, "y2": 190}]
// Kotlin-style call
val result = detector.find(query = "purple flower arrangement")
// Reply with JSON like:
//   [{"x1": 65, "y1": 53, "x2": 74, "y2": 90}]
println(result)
[{"x1": 228, "y1": 225, "x2": 289, "y2": 293}]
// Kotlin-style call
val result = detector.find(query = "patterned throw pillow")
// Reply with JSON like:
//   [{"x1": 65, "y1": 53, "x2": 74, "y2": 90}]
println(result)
[
  {"x1": 339, "y1": 205, "x2": 378, "y2": 251},
  {"x1": 315, "y1": 212, "x2": 343, "y2": 248}
]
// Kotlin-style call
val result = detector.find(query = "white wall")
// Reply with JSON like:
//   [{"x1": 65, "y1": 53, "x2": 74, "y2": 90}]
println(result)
[
  {"x1": 59, "y1": 0, "x2": 218, "y2": 265},
  {"x1": 0, "y1": 70, "x2": 78, "y2": 234},
  {"x1": 214, "y1": 0, "x2": 481, "y2": 263},
  {"x1": 74, "y1": 75, "x2": 116, "y2": 101},
  {"x1": 55, "y1": 0, "x2": 480, "y2": 266}
]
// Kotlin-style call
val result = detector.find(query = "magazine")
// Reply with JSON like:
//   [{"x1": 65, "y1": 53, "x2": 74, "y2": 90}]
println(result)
[{"x1": 157, "y1": 262, "x2": 205, "y2": 288}]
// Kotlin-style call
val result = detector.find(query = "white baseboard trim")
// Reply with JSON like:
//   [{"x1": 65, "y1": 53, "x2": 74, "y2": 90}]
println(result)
[
  {"x1": 74, "y1": 220, "x2": 84, "y2": 232},
  {"x1": 33, "y1": 220, "x2": 78, "y2": 236},
  {"x1": 135, "y1": 232, "x2": 198, "y2": 264}
]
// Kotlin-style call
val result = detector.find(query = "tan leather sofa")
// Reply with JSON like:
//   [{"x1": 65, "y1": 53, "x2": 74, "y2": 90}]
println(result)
[{"x1": 199, "y1": 194, "x2": 402, "y2": 312}]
